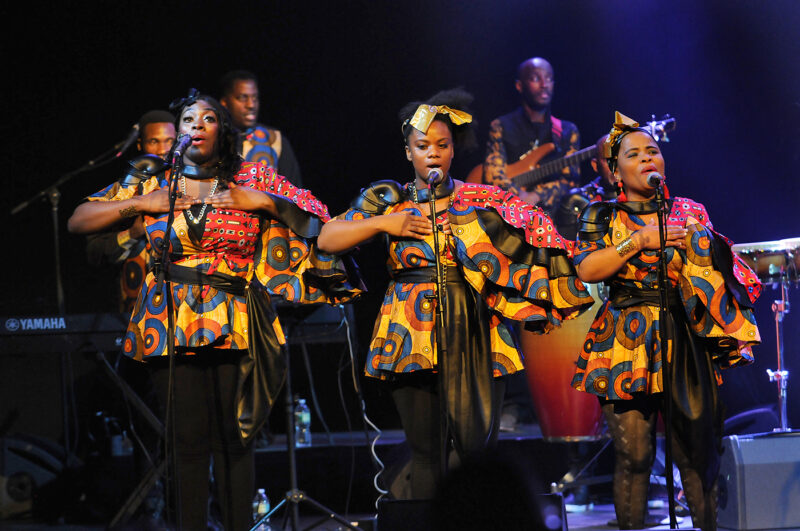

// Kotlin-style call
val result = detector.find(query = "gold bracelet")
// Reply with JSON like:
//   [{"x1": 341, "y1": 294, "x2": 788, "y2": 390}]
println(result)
[
  {"x1": 119, "y1": 205, "x2": 140, "y2": 218},
  {"x1": 615, "y1": 236, "x2": 638, "y2": 257}
]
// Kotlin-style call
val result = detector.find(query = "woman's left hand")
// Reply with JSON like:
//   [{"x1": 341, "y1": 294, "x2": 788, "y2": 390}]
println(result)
[{"x1": 206, "y1": 183, "x2": 273, "y2": 212}]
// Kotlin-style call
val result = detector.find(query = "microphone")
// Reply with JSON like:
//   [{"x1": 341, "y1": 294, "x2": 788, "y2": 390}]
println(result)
[
  {"x1": 172, "y1": 134, "x2": 193, "y2": 159},
  {"x1": 114, "y1": 124, "x2": 140, "y2": 158},
  {"x1": 646, "y1": 172, "x2": 664, "y2": 187},
  {"x1": 427, "y1": 168, "x2": 443, "y2": 187}
]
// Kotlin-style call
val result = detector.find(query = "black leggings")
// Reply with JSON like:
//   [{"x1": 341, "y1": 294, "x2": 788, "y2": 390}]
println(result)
[
  {"x1": 150, "y1": 350, "x2": 254, "y2": 531},
  {"x1": 391, "y1": 372, "x2": 505, "y2": 499},
  {"x1": 602, "y1": 394, "x2": 718, "y2": 531}
]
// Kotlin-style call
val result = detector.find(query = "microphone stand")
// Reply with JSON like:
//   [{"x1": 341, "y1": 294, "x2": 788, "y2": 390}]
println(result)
[
  {"x1": 153, "y1": 150, "x2": 183, "y2": 528},
  {"x1": 654, "y1": 183, "x2": 678, "y2": 529},
  {"x1": 10, "y1": 143, "x2": 129, "y2": 499},
  {"x1": 11, "y1": 143, "x2": 124, "y2": 314},
  {"x1": 426, "y1": 177, "x2": 450, "y2": 481}
]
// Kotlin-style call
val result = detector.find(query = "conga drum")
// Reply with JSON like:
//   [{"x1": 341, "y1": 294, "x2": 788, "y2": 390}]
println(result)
[
  {"x1": 523, "y1": 283, "x2": 604, "y2": 441},
  {"x1": 731, "y1": 237, "x2": 800, "y2": 285}
]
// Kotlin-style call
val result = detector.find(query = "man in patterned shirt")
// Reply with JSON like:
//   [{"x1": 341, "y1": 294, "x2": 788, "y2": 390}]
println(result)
[
  {"x1": 479, "y1": 57, "x2": 580, "y2": 221},
  {"x1": 219, "y1": 70, "x2": 303, "y2": 186},
  {"x1": 86, "y1": 110, "x2": 176, "y2": 312}
]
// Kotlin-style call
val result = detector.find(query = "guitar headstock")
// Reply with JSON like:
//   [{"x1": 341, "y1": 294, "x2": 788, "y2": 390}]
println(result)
[{"x1": 644, "y1": 114, "x2": 676, "y2": 142}]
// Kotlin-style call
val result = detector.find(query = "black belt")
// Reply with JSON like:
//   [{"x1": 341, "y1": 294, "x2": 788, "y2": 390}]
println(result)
[
  {"x1": 166, "y1": 263, "x2": 247, "y2": 296},
  {"x1": 608, "y1": 282, "x2": 681, "y2": 309},
  {"x1": 390, "y1": 266, "x2": 464, "y2": 285}
]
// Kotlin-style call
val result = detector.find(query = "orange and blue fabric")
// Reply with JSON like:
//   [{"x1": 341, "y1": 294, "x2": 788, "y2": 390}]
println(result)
[
  {"x1": 339, "y1": 181, "x2": 594, "y2": 380},
  {"x1": 571, "y1": 197, "x2": 761, "y2": 400},
  {"x1": 86, "y1": 161, "x2": 358, "y2": 361}
]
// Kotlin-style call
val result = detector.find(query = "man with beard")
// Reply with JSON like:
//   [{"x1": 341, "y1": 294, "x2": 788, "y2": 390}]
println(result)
[
  {"x1": 475, "y1": 59, "x2": 582, "y2": 462},
  {"x1": 219, "y1": 69, "x2": 303, "y2": 186},
  {"x1": 477, "y1": 57, "x2": 580, "y2": 221}
]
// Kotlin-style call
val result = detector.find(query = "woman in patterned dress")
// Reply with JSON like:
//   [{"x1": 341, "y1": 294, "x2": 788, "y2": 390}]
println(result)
[
  {"x1": 318, "y1": 89, "x2": 593, "y2": 499},
  {"x1": 571, "y1": 113, "x2": 761, "y2": 530},
  {"x1": 68, "y1": 90, "x2": 358, "y2": 530}
]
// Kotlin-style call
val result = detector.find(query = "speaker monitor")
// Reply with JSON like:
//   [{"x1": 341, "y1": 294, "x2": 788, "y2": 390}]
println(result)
[
  {"x1": 0, "y1": 436, "x2": 63, "y2": 518},
  {"x1": 717, "y1": 432, "x2": 800, "y2": 530}
]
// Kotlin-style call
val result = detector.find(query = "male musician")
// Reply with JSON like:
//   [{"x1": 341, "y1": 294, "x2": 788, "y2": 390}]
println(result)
[
  {"x1": 480, "y1": 57, "x2": 580, "y2": 220},
  {"x1": 478, "y1": 58, "x2": 582, "y2": 437},
  {"x1": 86, "y1": 110, "x2": 176, "y2": 312},
  {"x1": 219, "y1": 70, "x2": 303, "y2": 186}
]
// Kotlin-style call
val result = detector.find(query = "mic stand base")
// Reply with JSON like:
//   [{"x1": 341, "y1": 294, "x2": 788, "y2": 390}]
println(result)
[{"x1": 250, "y1": 320, "x2": 358, "y2": 531}]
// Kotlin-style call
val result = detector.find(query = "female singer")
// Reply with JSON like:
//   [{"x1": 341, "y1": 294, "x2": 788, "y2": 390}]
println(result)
[
  {"x1": 68, "y1": 89, "x2": 359, "y2": 530},
  {"x1": 571, "y1": 112, "x2": 761, "y2": 530},
  {"x1": 317, "y1": 88, "x2": 593, "y2": 498}
]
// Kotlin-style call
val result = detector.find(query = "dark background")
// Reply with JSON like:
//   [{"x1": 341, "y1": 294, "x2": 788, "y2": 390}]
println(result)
[{"x1": 4, "y1": 1, "x2": 800, "y2": 437}]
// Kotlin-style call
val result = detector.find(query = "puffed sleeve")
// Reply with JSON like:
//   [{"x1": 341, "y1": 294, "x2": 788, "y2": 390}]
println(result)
[
  {"x1": 676, "y1": 201, "x2": 761, "y2": 368},
  {"x1": 85, "y1": 174, "x2": 164, "y2": 202},
  {"x1": 333, "y1": 179, "x2": 406, "y2": 222},
  {"x1": 572, "y1": 201, "x2": 614, "y2": 266},
  {"x1": 248, "y1": 163, "x2": 363, "y2": 304},
  {"x1": 450, "y1": 183, "x2": 594, "y2": 332}
]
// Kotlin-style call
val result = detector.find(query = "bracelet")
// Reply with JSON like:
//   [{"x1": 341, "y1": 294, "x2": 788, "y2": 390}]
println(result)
[
  {"x1": 119, "y1": 205, "x2": 140, "y2": 219},
  {"x1": 615, "y1": 236, "x2": 638, "y2": 257}
]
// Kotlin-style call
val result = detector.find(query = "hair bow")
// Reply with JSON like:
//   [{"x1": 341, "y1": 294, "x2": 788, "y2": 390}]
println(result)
[
  {"x1": 168, "y1": 88, "x2": 201, "y2": 114},
  {"x1": 404, "y1": 104, "x2": 473, "y2": 134},
  {"x1": 603, "y1": 111, "x2": 639, "y2": 158}
]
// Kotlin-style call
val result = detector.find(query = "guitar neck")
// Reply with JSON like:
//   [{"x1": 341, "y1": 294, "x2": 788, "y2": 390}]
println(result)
[{"x1": 512, "y1": 145, "x2": 597, "y2": 189}]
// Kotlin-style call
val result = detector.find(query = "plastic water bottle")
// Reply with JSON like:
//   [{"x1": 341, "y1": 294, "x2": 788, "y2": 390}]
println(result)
[
  {"x1": 294, "y1": 398, "x2": 312, "y2": 447},
  {"x1": 252, "y1": 488, "x2": 271, "y2": 530}
]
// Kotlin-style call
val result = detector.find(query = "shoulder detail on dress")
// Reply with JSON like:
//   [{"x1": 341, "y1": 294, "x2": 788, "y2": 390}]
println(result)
[
  {"x1": 233, "y1": 161, "x2": 277, "y2": 186},
  {"x1": 351, "y1": 180, "x2": 405, "y2": 214},
  {"x1": 456, "y1": 182, "x2": 516, "y2": 205},
  {"x1": 123, "y1": 154, "x2": 168, "y2": 184},
  {"x1": 577, "y1": 201, "x2": 613, "y2": 241},
  {"x1": 670, "y1": 196, "x2": 711, "y2": 226},
  {"x1": 672, "y1": 196, "x2": 705, "y2": 210}
]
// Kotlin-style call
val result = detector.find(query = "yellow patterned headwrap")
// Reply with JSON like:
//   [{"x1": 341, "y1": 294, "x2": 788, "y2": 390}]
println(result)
[
  {"x1": 403, "y1": 104, "x2": 473, "y2": 134},
  {"x1": 602, "y1": 111, "x2": 640, "y2": 159}
]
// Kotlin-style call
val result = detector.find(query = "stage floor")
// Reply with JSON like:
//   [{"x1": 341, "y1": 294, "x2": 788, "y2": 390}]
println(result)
[{"x1": 1, "y1": 424, "x2": 704, "y2": 530}]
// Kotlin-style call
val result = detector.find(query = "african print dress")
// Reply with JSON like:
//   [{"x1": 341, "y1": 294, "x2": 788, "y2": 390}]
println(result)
[
  {"x1": 339, "y1": 181, "x2": 594, "y2": 380},
  {"x1": 86, "y1": 161, "x2": 358, "y2": 361},
  {"x1": 571, "y1": 197, "x2": 762, "y2": 400}
]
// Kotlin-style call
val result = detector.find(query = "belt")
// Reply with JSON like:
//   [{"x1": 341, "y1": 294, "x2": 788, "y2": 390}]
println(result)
[
  {"x1": 390, "y1": 266, "x2": 464, "y2": 285},
  {"x1": 608, "y1": 282, "x2": 681, "y2": 309}
]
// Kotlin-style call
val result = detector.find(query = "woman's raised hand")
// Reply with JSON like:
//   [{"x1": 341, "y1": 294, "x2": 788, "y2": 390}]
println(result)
[
  {"x1": 136, "y1": 189, "x2": 199, "y2": 213},
  {"x1": 206, "y1": 183, "x2": 271, "y2": 212},
  {"x1": 633, "y1": 223, "x2": 687, "y2": 250},
  {"x1": 382, "y1": 211, "x2": 432, "y2": 239}
]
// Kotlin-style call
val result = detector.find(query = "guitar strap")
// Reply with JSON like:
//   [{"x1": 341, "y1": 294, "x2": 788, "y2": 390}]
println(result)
[{"x1": 550, "y1": 115, "x2": 563, "y2": 145}]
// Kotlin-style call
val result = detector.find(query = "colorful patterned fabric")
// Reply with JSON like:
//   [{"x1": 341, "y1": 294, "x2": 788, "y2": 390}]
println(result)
[
  {"x1": 241, "y1": 124, "x2": 303, "y2": 187},
  {"x1": 87, "y1": 162, "x2": 355, "y2": 361},
  {"x1": 340, "y1": 181, "x2": 594, "y2": 380},
  {"x1": 120, "y1": 245, "x2": 149, "y2": 313},
  {"x1": 483, "y1": 109, "x2": 580, "y2": 219},
  {"x1": 571, "y1": 197, "x2": 761, "y2": 400}
]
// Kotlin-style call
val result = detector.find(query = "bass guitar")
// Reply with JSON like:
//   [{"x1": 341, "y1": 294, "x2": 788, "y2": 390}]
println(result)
[{"x1": 466, "y1": 115, "x2": 676, "y2": 187}]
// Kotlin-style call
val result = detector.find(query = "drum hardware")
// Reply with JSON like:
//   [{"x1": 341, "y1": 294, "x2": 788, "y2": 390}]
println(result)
[
  {"x1": 732, "y1": 237, "x2": 799, "y2": 433},
  {"x1": 549, "y1": 438, "x2": 613, "y2": 495}
]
